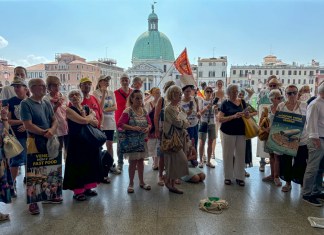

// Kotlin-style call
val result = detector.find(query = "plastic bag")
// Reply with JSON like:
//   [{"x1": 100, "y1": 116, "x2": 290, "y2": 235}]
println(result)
[{"x1": 47, "y1": 135, "x2": 60, "y2": 160}]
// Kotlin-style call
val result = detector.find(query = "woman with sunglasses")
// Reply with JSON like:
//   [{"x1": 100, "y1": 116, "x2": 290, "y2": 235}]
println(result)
[
  {"x1": 277, "y1": 85, "x2": 308, "y2": 192},
  {"x1": 262, "y1": 89, "x2": 284, "y2": 186},
  {"x1": 198, "y1": 86, "x2": 217, "y2": 168}
]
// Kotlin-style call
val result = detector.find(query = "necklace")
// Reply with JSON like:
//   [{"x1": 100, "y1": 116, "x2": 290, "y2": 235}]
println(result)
[{"x1": 132, "y1": 107, "x2": 143, "y2": 116}]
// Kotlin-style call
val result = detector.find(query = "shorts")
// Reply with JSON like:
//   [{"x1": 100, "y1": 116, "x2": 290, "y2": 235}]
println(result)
[
  {"x1": 9, "y1": 137, "x2": 27, "y2": 167},
  {"x1": 199, "y1": 124, "x2": 216, "y2": 141},
  {"x1": 104, "y1": 130, "x2": 114, "y2": 141}
]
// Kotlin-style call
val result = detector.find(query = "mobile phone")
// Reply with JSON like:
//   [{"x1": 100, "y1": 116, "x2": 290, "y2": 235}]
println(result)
[
  {"x1": 213, "y1": 97, "x2": 219, "y2": 105},
  {"x1": 1, "y1": 99, "x2": 8, "y2": 107},
  {"x1": 189, "y1": 101, "x2": 194, "y2": 109}
]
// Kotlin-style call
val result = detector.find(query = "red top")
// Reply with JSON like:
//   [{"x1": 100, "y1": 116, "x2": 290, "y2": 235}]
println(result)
[
  {"x1": 114, "y1": 88, "x2": 133, "y2": 124},
  {"x1": 81, "y1": 95, "x2": 102, "y2": 127}
]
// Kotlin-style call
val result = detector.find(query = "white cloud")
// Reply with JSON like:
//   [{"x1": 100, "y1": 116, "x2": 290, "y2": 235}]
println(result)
[
  {"x1": 0, "y1": 36, "x2": 9, "y2": 49},
  {"x1": 9, "y1": 54, "x2": 51, "y2": 67}
]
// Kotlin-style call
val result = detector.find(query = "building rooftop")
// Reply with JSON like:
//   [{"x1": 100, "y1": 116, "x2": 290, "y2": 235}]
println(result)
[{"x1": 26, "y1": 63, "x2": 45, "y2": 71}]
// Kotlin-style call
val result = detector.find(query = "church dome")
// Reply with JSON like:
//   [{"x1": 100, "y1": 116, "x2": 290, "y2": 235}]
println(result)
[{"x1": 132, "y1": 6, "x2": 175, "y2": 62}]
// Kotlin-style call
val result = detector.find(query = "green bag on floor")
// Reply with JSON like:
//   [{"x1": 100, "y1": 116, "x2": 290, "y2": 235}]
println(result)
[{"x1": 199, "y1": 197, "x2": 229, "y2": 214}]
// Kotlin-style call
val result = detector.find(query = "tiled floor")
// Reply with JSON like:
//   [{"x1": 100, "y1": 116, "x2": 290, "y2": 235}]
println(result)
[{"x1": 1, "y1": 140, "x2": 324, "y2": 235}]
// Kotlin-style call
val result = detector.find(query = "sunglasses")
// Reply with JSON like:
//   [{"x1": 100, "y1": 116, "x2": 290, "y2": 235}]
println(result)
[
  {"x1": 286, "y1": 91, "x2": 297, "y2": 96},
  {"x1": 274, "y1": 97, "x2": 283, "y2": 100},
  {"x1": 269, "y1": 84, "x2": 277, "y2": 88},
  {"x1": 205, "y1": 90, "x2": 212, "y2": 93}
]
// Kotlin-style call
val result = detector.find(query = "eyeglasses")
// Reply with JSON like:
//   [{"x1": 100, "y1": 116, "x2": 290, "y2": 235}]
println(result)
[
  {"x1": 274, "y1": 97, "x2": 283, "y2": 100},
  {"x1": 269, "y1": 84, "x2": 277, "y2": 88},
  {"x1": 205, "y1": 90, "x2": 212, "y2": 93},
  {"x1": 286, "y1": 91, "x2": 298, "y2": 96}
]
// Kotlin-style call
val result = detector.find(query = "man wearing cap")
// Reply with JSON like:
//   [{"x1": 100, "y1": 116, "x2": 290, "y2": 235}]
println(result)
[
  {"x1": 7, "y1": 77, "x2": 28, "y2": 195},
  {"x1": 257, "y1": 75, "x2": 283, "y2": 172},
  {"x1": 0, "y1": 66, "x2": 28, "y2": 100},
  {"x1": 200, "y1": 82, "x2": 207, "y2": 98},
  {"x1": 114, "y1": 74, "x2": 132, "y2": 170},
  {"x1": 79, "y1": 77, "x2": 102, "y2": 127}
]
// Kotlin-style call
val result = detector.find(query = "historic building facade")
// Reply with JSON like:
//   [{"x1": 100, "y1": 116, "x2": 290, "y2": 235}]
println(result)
[
  {"x1": 229, "y1": 55, "x2": 319, "y2": 94},
  {"x1": 127, "y1": 5, "x2": 179, "y2": 91},
  {"x1": 197, "y1": 56, "x2": 227, "y2": 88}
]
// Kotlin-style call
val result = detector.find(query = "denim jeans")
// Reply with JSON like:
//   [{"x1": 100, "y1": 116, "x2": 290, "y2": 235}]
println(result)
[
  {"x1": 302, "y1": 139, "x2": 324, "y2": 196},
  {"x1": 187, "y1": 124, "x2": 199, "y2": 150}
]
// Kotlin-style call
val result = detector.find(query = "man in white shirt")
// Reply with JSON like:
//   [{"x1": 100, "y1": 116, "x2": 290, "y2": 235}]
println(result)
[
  {"x1": 302, "y1": 82, "x2": 324, "y2": 206},
  {"x1": 0, "y1": 66, "x2": 27, "y2": 100}
]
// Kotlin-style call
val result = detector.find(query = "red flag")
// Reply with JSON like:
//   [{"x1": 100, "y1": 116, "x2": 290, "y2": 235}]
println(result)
[{"x1": 174, "y1": 48, "x2": 192, "y2": 75}]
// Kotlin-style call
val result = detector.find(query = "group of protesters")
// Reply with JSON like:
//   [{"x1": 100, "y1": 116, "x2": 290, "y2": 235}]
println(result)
[{"x1": 0, "y1": 67, "x2": 324, "y2": 221}]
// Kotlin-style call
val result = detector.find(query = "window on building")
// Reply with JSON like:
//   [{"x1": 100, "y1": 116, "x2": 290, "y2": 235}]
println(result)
[
  {"x1": 209, "y1": 62, "x2": 212, "y2": 66},
  {"x1": 304, "y1": 71, "x2": 306, "y2": 75},
  {"x1": 288, "y1": 70, "x2": 292, "y2": 75},
  {"x1": 293, "y1": 79, "x2": 295, "y2": 84},
  {"x1": 233, "y1": 70, "x2": 236, "y2": 75},
  {"x1": 222, "y1": 71, "x2": 226, "y2": 77},
  {"x1": 232, "y1": 80, "x2": 236, "y2": 83},
  {"x1": 258, "y1": 70, "x2": 261, "y2": 75},
  {"x1": 293, "y1": 71, "x2": 297, "y2": 75},
  {"x1": 251, "y1": 80, "x2": 254, "y2": 85},
  {"x1": 252, "y1": 70, "x2": 255, "y2": 75},
  {"x1": 164, "y1": 65, "x2": 167, "y2": 72},
  {"x1": 303, "y1": 79, "x2": 306, "y2": 84},
  {"x1": 270, "y1": 70, "x2": 273, "y2": 75},
  {"x1": 245, "y1": 70, "x2": 248, "y2": 76},
  {"x1": 264, "y1": 70, "x2": 267, "y2": 75},
  {"x1": 299, "y1": 71, "x2": 301, "y2": 75},
  {"x1": 222, "y1": 62, "x2": 226, "y2": 66},
  {"x1": 298, "y1": 79, "x2": 301, "y2": 84},
  {"x1": 310, "y1": 71, "x2": 314, "y2": 76},
  {"x1": 281, "y1": 79, "x2": 284, "y2": 84},
  {"x1": 264, "y1": 79, "x2": 266, "y2": 83},
  {"x1": 198, "y1": 71, "x2": 203, "y2": 77},
  {"x1": 276, "y1": 70, "x2": 279, "y2": 75},
  {"x1": 282, "y1": 70, "x2": 285, "y2": 75},
  {"x1": 213, "y1": 62, "x2": 216, "y2": 66},
  {"x1": 239, "y1": 70, "x2": 243, "y2": 77},
  {"x1": 310, "y1": 79, "x2": 313, "y2": 84},
  {"x1": 199, "y1": 62, "x2": 202, "y2": 66},
  {"x1": 208, "y1": 71, "x2": 215, "y2": 77},
  {"x1": 288, "y1": 79, "x2": 290, "y2": 83}
]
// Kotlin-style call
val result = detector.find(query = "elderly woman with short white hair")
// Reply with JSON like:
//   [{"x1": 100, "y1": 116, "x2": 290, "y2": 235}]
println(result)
[
  {"x1": 218, "y1": 84, "x2": 250, "y2": 186},
  {"x1": 163, "y1": 85, "x2": 189, "y2": 194}
]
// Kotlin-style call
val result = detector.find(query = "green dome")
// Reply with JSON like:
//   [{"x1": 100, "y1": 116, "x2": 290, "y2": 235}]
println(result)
[
  {"x1": 148, "y1": 12, "x2": 158, "y2": 20},
  {"x1": 132, "y1": 31, "x2": 175, "y2": 61}
]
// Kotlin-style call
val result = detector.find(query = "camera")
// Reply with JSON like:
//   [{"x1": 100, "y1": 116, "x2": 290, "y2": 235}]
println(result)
[{"x1": 213, "y1": 97, "x2": 219, "y2": 105}]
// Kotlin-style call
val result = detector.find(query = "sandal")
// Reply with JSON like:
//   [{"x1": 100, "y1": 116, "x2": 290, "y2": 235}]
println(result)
[
  {"x1": 206, "y1": 162, "x2": 215, "y2": 168},
  {"x1": 84, "y1": 189, "x2": 98, "y2": 197},
  {"x1": 262, "y1": 175, "x2": 274, "y2": 182},
  {"x1": 175, "y1": 179, "x2": 181, "y2": 185},
  {"x1": 73, "y1": 194, "x2": 86, "y2": 201},
  {"x1": 140, "y1": 184, "x2": 151, "y2": 191},
  {"x1": 158, "y1": 178, "x2": 165, "y2": 186},
  {"x1": 169, "y1": 187, "x2": 183, "y2": 194},
  {"x1": 274, "y1": 178, "x2": 282, "y2": 187},
  {"x1": 245, "y1": 171, "x2": 250, "y2": 177},
  {"x1": 236, "y1": 179, "x2": 245, "y2": 187},
  {"x1": 101, "y1": 177, "x2": 111, "y2": 184},
  {"x1": 127, "y1": 186, "x2": 134, "y2": 193},
  {"x1": 198, "y1": 162, "x2": 204, "y2": 168},
  {"x1": 281, "y1": 184, "x2": 292, "y2": 192},
  {"x1": 0, "y1": 212, "x2": 9, "y2": 221},
  {"x1": 224, "y1": 179, "x2": 232, "y2": 185}
]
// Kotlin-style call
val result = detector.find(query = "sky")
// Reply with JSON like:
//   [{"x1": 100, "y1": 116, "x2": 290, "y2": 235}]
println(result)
[{"x1": 1, "y1": 0, "x2": 324, "y2": 69}]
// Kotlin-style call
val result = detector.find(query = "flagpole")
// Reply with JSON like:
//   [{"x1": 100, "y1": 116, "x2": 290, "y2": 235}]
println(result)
[{"x1": 157, "y1": 63, "x2": 176, "y2": 87}]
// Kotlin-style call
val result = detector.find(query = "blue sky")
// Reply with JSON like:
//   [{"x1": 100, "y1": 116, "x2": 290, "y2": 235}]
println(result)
[{"x1": 0, "y1": 0, "x2": 323, "y2": 69}]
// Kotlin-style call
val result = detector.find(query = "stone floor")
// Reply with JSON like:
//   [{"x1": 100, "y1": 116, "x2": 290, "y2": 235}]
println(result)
[{"x1": 1, "y1": 140, "x2": 324, "y2": 235}]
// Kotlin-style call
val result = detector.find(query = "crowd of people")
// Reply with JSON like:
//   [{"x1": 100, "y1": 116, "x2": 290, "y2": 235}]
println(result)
[{"x1": 0, "y1": 66, "x2": 324, "y2": 221}]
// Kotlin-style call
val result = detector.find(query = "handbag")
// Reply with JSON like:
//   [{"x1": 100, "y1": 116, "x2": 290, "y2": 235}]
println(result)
[
  {"x1": 119, "y1": 130, "x2": 145, "y2": 154},
  {"x1": 79, "y1": 124, "x2": 107, "y2": 148},
  {"x1": 3, "y1": 126, "x2": 24, "y2": 159},
  {"x1": 242, "y1": 116, "x2": 259, "y2": 139},
  {"x1": 161, "y1": 125, "x2": 183, "y2": 152}
]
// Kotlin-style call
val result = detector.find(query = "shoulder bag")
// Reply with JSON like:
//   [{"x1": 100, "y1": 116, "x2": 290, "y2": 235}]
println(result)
[
  {"x1": 3, "y1": 126, "x2": 24, "y2": 159},
  {"x1": 241, "y1": 101, "x2": 259, "y2": 139},
  {"x1": 161, "y1": 125, "x2": 183, "y2": 152}
]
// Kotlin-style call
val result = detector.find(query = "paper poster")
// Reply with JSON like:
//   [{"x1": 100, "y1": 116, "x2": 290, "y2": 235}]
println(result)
[
  {"x1": 266, "y1": 111, "x2": 306, "y2": 157},
  {"x1": 26, "y1": 152, "x2": 62, "y2": 203}
]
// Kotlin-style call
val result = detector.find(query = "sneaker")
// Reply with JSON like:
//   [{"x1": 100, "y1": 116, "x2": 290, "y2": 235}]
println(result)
[
  {"x1": 259, "y1": 164, "x2": 265, "y2": 172},
  {"x1": 315, "y1": 193, "x2": 324, "y2": 201},
  {"x1": 198, "y1": 162, "x2": 204, "y2": 168},
  {"x1": 29, "y1": 203, "x2": 40, "y2": 215},
  {"x1": 42, "y1": 198, "x2": 63, "y2": 204},
  {"x1": 110, "y1": 166, "x2": 121, "y2": 175},
  {"x1": 302, "y1": 196, "x2": 322, "y2": 207},
  {"x1": 117, "y1": 164, "x2": 123, "y2": 171}
]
